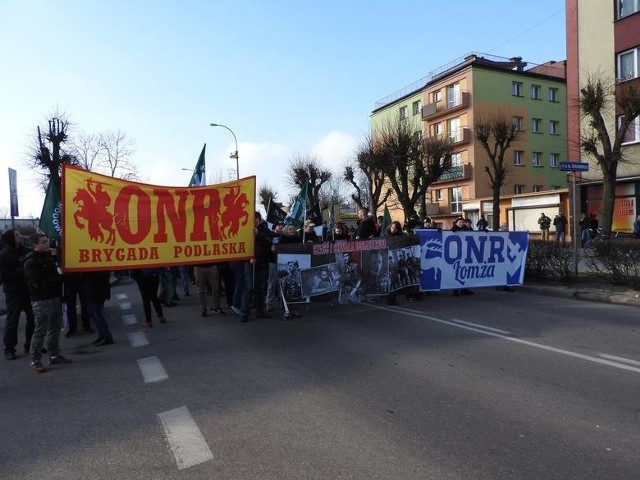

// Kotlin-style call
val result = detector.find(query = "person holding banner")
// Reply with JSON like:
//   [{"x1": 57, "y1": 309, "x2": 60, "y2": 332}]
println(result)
[
  {"x1": 451, "y1": 217, "x2": 474, "y2": 297},
  {"x1": 131, "y1": 268, "x2": 166, "y2": 328}
]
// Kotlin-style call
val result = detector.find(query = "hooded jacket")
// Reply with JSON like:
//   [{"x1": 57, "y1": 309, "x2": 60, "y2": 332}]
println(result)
[
  {"x1": 23, "y1": 250, "x2": 63, "y2": 301},
  {"x1": 0, "y1": 230, "x2": 29, "y2": 293}
]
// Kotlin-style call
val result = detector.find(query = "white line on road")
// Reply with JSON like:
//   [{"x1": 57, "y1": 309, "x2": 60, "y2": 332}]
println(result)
[
  {"x1": 127, "y1": 331, "x2": 149, "y2": 347},
  {"x1": 370, "y1": 304, "x2": 640, "y2": 374},
  {"x1": 118, "y1": 301, "x2": 132, "y2": 311},
  {"x1": 451, "y1": 318, "x2": 512, "y2": 335},
  {"x1": 116, "y1": 293, "x2": 128, "y2": 300},
  {"x1": 122, "y1": 314, "x2": 138, "y2": 326},
  {"x1": 137, "y1": 356, "x2": 168, "y2": 383},
  {"x1": 599, "y1": 353, "x2": 640, "y2": 367},
  {"x1": 158, "y1": 406, "x2": 213, "y2": 470}
]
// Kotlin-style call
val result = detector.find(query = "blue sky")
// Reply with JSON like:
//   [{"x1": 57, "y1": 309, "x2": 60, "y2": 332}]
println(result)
[{"x1": 0, "y1": 0, "x2": 566, "y2": 218}]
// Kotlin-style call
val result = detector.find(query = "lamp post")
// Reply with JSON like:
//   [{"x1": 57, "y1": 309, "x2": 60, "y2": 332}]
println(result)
[{"x1": 209, "y1": 123, "x2": 239, "y2": 180}]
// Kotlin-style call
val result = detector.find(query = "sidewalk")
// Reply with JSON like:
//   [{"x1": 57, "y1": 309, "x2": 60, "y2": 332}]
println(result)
[{"x1": 520, "y1": 281, "x2": 640, "y2": 307}]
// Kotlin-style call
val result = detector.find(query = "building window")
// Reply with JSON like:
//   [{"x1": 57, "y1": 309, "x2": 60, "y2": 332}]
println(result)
[
  {"x1": 512, "y1": 81, "x2": 523, "y2": 97},
  {"x1": 514, "y1": 150, "x2": 524, "y2": 166},
  {"x1": 549, "y1": 120, "x2": 559, "y2": 134},
  {"x1": 514, "y1": 184, "x2": 525, "y2": 194},
  {"x1": 618, "y1": 115, "x2": 640, "y2": 143},
  {"x1": 433, "y1": 90, "x2": 442, "y2": 103},
  {"x1": 531, "y1": 84, "x2": 541, "y2": 99},
  {"x1": 532, "y1": 152, "x2": 542, "y2": 167},
  {"x1": 413, "y1": 130, "x2": 423, "y2": 142},
  {"x1": 450, "y1": 152, "x2": 462, "y2": 167},
  {"x1": 532, "y1": 118, "x2": 542, "y2": 133},
  {"x1": 432, "y1": 122, "x2": 442, "y2": 136},
  {"x1": 447, "y1": 117, "x2": 461, "y2": 142},
  {"x1": 399, "y1": 105, "x2": 408, "y2": 120},
  {"x1": 549, "y1": 87, "x2": 558, "y2": 102},
  {"x1": 617, "y1": 0, "x2": 640, "y2": 19},
  {"x1": 450, "y1": 187, "x2": 462, "y2": 214},
  {"x1": 533, "y1": 185, "x2": 543, "y2": 192},
  {"x1": 412, "y1": 100, "x2": 422, "y2": 116},
  {"x1": 434, "y1": 189, "x2": 442, "y2": 202},
  {"x1": 618, "y1": 48, "x2": 639, "y2": 82},
  {"x1": 512, "y1": 116, "x2": 524, "y2": 131},
  {"x1": 446, "y1": 83, "x2": 460, "y2": 108},
  {"x1": 549, "y1": 153, "x2": 559, "y2": 168}
]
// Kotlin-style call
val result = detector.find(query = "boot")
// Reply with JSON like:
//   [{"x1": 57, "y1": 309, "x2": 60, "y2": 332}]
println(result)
[{"x1": 91, "y1": 335, "x2": 105, "y2": 345}]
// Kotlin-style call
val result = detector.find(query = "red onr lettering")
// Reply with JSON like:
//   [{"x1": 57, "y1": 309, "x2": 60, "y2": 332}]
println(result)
[
  {"x1": 191, "y1": 189, "x2": 222, "y2": 242},
  {"x1": 114, "y1": 186, "x2": 151, "y2": 244},
  {"x1": 153, "y1": 188, "x2": 188, "y2": 243}
]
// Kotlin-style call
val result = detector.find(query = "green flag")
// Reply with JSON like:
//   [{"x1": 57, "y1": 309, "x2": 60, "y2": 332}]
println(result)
[
  {"x1": 39, "y1": 179, "x2": 62, "y2": 241},
  {"x1": 381, "y1": 205, "x2": 392, "y2": 235},
  {"x1": 284, "y1": 181, "x2": 308, "y2": 229},
  {"x1": 189, "y1": 144, "x2": 206, "y2": 187}
]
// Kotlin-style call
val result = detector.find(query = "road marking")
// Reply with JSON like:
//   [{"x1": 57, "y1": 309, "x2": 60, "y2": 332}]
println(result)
[
  {"x1": 451, "y1": 318, "x2": 512, "y2": 335},
  {"x1": 599, "y1": 353, "x2": 640, "y2": 367},
  {"x1": 158, "y1": 406, "x2": 213, "y2": 470},
  {"x1": 137, "y1": 356, "x2": 168, "y2": 383},
  {"x1": 122, "y1": 314, "x2": 138, "y2": 326},
  {"x1": 116, "y1": 293, "x2": 128, "y2": 300},
  {"x1": 369, "y1": 304, "x2": 640, "y2": 374},
  {"x1": 127, "y1": 331, "x2": 149, "y2": 347},
  {"x1": 119, "y1": 301, "x2": 132, "y2": 311}
]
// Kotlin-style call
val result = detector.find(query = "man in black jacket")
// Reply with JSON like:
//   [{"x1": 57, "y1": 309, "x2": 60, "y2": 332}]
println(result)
[
  {"x1": 0, "y1": 229, "x2": 35, "y2": 360},
  {"x1": 23, "y1": 233, "x2": 70, "y2": 373},
  {"x1": 355, "y1": 208, "x2": 376, "y2": 239}
]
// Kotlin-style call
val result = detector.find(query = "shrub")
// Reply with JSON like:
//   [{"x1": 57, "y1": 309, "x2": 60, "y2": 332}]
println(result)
[{"x1": 525, "y1": 240, "x2": 576, "y2": 281}]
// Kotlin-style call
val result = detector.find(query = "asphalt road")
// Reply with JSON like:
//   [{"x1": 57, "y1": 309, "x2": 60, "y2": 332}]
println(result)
[{"x1": 1, "y1": 282, "x2": 639, "y2": 480}]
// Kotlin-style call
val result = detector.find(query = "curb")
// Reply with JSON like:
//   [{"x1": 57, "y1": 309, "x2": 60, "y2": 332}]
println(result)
[{"x1": 520, "y1": 284, "x2": 640, "y2": 307}]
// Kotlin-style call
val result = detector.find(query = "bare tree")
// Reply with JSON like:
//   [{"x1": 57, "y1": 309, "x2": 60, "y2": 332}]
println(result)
[
  {"x1": 474, "y1": 114, "x2": 520, "y2": 231},
  {"x1": 0, "y1": 206, "x2": 9, "y2": 219},
  {"x1": 258, "y1": 184, "x2": 280, "y2": 212},
  {"x1": 344, "y1": 134, "x2": 392, "y2": 214},
  {"x1": 317, "y1": 176, "x2": 345, "y2": 209},
  {"x1": 579, "y1": 74, "x2": 640, "y2": 235},
  {"x1": 98, "y1": 130, "x2": 139, "y2": 180},
  {"x1": 67, "y1": 132, "x2": 102, "y2": 171},
  {"x1": 375, "y1": 116, "x2": 455, "y2": 221},
  {"x1": 286, "y1": 153, "x2": 332, "y2": 208},
  {"x1": 26, "y1": 115, "x2": 76, "y2": 191}
]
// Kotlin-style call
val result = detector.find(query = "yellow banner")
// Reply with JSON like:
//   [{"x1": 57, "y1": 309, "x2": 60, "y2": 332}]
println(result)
[{"x1": 62, "y1": 165, "x2": 255, "y2": 271}]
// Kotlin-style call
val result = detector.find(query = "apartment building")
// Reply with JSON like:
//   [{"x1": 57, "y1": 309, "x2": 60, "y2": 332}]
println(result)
[
  {"x1": 566, "y1": 0, "x2": 640, "y2": 231},
  {"x1": 371, "y1": 53, "x2": 567, "y2": 228}
]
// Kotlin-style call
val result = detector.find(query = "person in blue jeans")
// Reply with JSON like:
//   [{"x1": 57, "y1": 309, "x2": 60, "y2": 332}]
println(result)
[
  {"x1": 86, "y1": 270, "x2": 113, "y2": 346},
  {"x1": 230, "y1": 261, "x2": 253, "y2": 322}
]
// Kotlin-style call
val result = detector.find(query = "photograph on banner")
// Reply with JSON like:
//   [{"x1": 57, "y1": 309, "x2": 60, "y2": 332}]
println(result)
[
  {"x1": 416, "y1": 229, "x2": 528, "y2": 291},
  {"x1": 359, "y1": 249, "x2": 390, "y2": 298},
  {"x1": 335, "y1": 251, "x2": 363, "y2": 304},
  {"x1": 300, "y1": 262, "x2": 342, "y2": 298},
  {"x1": 388, "y1": 245, "x2": 421, "y2": 292},
  {"x1": 277, "y1": 253, "x2": 310, "y2": 303}
]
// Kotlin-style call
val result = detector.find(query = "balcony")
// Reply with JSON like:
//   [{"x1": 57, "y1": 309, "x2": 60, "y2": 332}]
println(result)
[
  {"x1": 433, "y1": 163, "x2": 473, "y2": 183},
  {"x1": 422, "y1": 91, "x2": 471, "y2": 120}
]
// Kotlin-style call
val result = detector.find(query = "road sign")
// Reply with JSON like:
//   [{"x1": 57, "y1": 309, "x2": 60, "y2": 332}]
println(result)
[{"x1": 559, "y1": 161, "x2": 589, "y2": 172}]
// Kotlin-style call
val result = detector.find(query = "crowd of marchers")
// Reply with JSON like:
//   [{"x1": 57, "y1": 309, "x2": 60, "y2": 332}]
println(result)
[{"x1": 1, "y1": 208, "x2": 501, "y2": 373}]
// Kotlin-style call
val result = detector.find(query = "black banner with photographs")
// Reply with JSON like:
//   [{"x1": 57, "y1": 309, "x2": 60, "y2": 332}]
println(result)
[{"x1": 274, "y1": 235, "x2": 420, "y2": 304}]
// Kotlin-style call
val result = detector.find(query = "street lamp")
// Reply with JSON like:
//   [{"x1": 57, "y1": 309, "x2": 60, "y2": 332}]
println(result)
[{"x1": 209, "y1": 123, "x2": 239, "y2": 180}]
